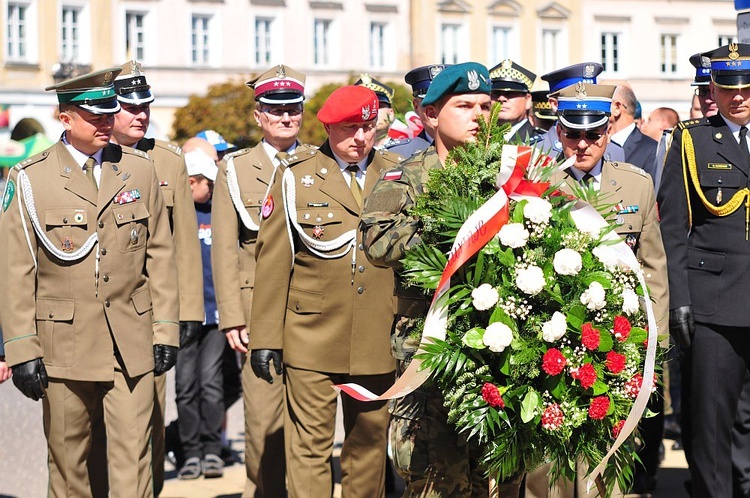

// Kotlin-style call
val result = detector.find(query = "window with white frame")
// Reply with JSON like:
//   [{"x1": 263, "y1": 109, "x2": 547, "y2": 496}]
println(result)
[
  {"x1": 541, "y1": 29, "x2": 560, "y2": 74},
  {"x1": 192, "y1": 14, "x2": 211, "y2": 65},
  {"x1": 490, "y1": 26, "x2": 511, "y2": 63},
  {"x1": 314, "y1": 18, "x2": 331, "y2": 65},
  {"x1": 370, "y1": 21, "x2": 387, "y2": 69},
  {"x1": 7, "y1": 2, "x2": 28, "y2": 61},
  {"x1": 719, "y1": 34, "x2": 737, "y2": 46},
  {"x1": 126, "y1": 12, "x2": 146, "y2": 61},
  {"x1": 601, "y1": 32, "x2": 619, "y2": 72},
  {"x1": 255, "y1": 17, "x2": 273, "y2": 65},
  {"x1": 61, "y1": 6, "x2": 81, "y2": 62},
  {"x1": 660, "y1": 34, "x2": 678, "y2": 74},
  {"x1": 441, "y1": 23, "x2": 461, "y2": 65}
]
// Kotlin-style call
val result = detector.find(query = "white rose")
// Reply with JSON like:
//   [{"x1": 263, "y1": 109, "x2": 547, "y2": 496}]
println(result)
[
  {"x1": 553, "y1": 248, "x2": 582, "y2": 276},
  {"x1": 592, "y1": 245, "x2": 620, "y2": 271},
  {"x1": 483, "y1": 322, "x2": 514, "y2": 353},
  {"x1": 523, "y1": 198, "x2": 553, "y2": 224},
  {"x1": 516, "y1": 265, "x2": 546, "y2": 295},
  {"x1": 622, "y1": 288, "x2": 640, "y2": 315},
  {"x1": 542, "y1": 311, "x2": 568, "y2": 342},
  {"x1": 580, "y1": 281, "x2": 607, "y2": 310},
  {"x1": 471, "y1": 284, "x2": 500, "y2": 311},
  {"x1": 498, "y1": 223, "x2": 529, "y2": 248}
]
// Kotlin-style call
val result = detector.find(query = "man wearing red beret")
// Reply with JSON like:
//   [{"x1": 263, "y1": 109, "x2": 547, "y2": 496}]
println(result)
[{"x1": 249, "y1": 85, "x2": 402, "y2": 497}]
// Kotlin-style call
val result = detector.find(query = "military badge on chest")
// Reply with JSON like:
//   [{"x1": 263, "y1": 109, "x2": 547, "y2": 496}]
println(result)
[{"x1": 312, "y1": 225, "x2": 324, "y2": 239}]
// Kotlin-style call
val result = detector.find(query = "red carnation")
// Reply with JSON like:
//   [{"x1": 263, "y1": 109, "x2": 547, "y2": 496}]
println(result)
[
  {"x1": 613, "y1": 315, "x2": 631, "y2": 342},
  {"x1": 612, "y1": 419, "x2": 626, "y2": 438},
  {"x1": 542, "y1": 348, "x2": 567, "y2": 376},
  {"x1": 606, "y1": 351, "x2": 627, "y2": 374},
  {"x1": 481, "y1": 383, "x2": 505, "y2": 409},
  {"x1": 588, "y1": 396, "x2": 610, "y2": 420},
  {"x1": 542, "y1": 404, "x2": 565, "y2": 430},
  {"x1": 625, "y1": 373, "x2": 643, "y2": 398},
  {"x1": 581, "y1": 323, "x2": 600, "y2": 350},
  {"x1": 572, "y1": 363, "x2": 597, "y2": 389}
]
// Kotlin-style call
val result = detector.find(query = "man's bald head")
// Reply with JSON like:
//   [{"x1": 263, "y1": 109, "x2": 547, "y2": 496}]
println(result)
[
  {"x1": 183, "y1": 137, "x2": 219, "y2": 163},
  {"x1": 641, "y1": 107, "x2": 680, "y2": 142}
]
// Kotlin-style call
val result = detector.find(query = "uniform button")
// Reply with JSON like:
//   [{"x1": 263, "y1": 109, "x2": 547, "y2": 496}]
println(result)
[
  {"x1": 131, "y1": 213, "x2": 135, "y2": 219},
  {"x1": 358, "y1": 244, "x2": 363, "y2": 250},
  {"x1": 295, "y1": 303, "x2": 300, "y2": 311},
  {"x1": 99, "y1": 221, "x2": 104, "y2": 228},
  {"x1": 628, "y1": 224, "x2": 633, "y2": 229},
  {"x1": 357, "y1": 287, "x2": 364, "y2": 294},
  {"x1": 103, "y1": 275, "x2": 109, "y2": 282},
  {"x1": 245, "y1": 279, "x2": 250, "y2": 284},
  {"x1": 358, "y1": 265, "x2": 365, "y2": 273},
  {"x1": 49, "y1": 312, "x2": 54, "y2": 318},
  {"x1": 63, "y1": 217, "x2": 68, "y2": 224},
  {"x1": 699, "y1": 260, "x2": 704, "y2": 267},
  {"x1": 718, "y1": 179, "x2": 723, "y2": 184},
  {"x1": 100, "y1": 248, "x2": 107, "y2": 255},
  {"x1": 105, "y1": 300, "x2": 111, "y2": 307}
]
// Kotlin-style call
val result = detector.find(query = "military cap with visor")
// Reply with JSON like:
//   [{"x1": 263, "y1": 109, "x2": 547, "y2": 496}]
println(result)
[
  {"x1": 114, "y1": 60, "x2": 154, "y2": 105},
  {"x1": 45, "y1": 67, "x2": 122, "y2": 115},
  {"x1": 404, "y1": 64, "x2": 448, "y2": 98},
  {"x1": 317, "y1": 85, "x2": 379, "y2": 125},
  {"x1": 531, "y1": 90, "x2": 557, "y2": 122},
  {"x1": 246, "y1": 64, "x2": 306, "y2": 105},
  {"x1": 489, "y1": 59, "x2": 536, "y2": 93},
  {"x1": 551, "y1": 82, "x2": 616, "y2": 130},
  {"x1": 541, "y1": 62, "x2": 604, "y2": 94},
  {"x1": 421, "y1": 62, "x2": 491, "y2": 106},
  {"x1": 689, "y1": 52, "x2": 712, "y2": 86},
  {"x1": 703, "y1": 43, "x2": 750, "y2": 89},
  {"x1": 354, "y1": 74, "x2": 394, "y2": 108}
]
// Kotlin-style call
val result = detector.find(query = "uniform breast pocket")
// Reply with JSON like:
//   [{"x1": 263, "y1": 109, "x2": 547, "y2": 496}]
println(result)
[
  {"x1": 700, "y1": 169, "x2": 744, "y2": 204},
  {"x1": 112, "y1": 202, "x2": 150, "y2": 253},
  {"x1": 242, "y1": 190, "x2": 264, "y2": 225},
  {"x1": 297, "y1": 207, "x2": 345, "y2": 240},
  {"x1": 45, "y1": 207, "x2": 90, "y2": 254},
  {"x1": 614, "y1": 213, "x2": 643, "y2": 236}
]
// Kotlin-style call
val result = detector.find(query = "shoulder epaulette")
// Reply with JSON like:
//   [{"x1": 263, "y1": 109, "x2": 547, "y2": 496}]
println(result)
[
  {"x1": 285, "y1": 147, "x2": 318, "y2": 168},
  {"x1": 377, "y1": 148, "x2": 405, "y2": 164},
  {"x1": 677, "y1": 118, "x2": 707, "y2": 130},
  {"x1": 154, "y1": 139, "x2": 182, "y2": 156},
  {"x1": 224, "y1": 147, "x2": 252, "y2": 161},
  {"x1": 384, "y1": 138, "x2": 410, "y2": 149},
  {"x1": 16, "y1": 150, "x2": 49, "y2": 170},
  {"x1": 123, "y1": 146, "x2": 151, "y2": 160},
  {"x1": 611, "y1": 161, "x2": 648, "y2": 177}
]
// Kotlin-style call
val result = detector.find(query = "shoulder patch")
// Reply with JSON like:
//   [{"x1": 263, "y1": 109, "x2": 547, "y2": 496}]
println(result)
[
  {"x1": 677, "y1": 118, "x2": 706, "y2": 130},
  {"x1": 154, "y1": 139, "x2": 182, "y2": 156},
  {"x1": 17, "y1": 150, "x2": 49, "y2": 169},
  {"x1": 383, "y1": 169, "x2": 403, "y2": 181},
  {"x1": 2, "y1": 179, "x2": 15, "y2": 211},
  {"x1": 124, "y1": 147, "x2": 150, "y2": 160},
  {"x1": 224, "y1": 147, "x2": 252, "y2": 161}
]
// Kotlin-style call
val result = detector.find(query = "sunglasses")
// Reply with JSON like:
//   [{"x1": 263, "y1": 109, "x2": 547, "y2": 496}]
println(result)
[
  {"x1": 261, "y1": 107, "x2": 303, "y2": 117},
  {"x1": 563, "y1": 131, "x2": 605, "y2": 141},
  {"x1": 694, "y1": 87, "x2": 710, "y2": 97}
]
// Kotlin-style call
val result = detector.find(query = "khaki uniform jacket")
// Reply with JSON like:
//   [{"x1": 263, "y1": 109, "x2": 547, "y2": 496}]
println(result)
[
  {"x1": 212, "y1": 142, "x2": 314, "y2": 331},
  {"x1": 0, "y1": 141, "x2": 179, "y2": 381},
  {"x1": 249, "y1": 142, "x2": 401, "y2": 375},
  {"x1": 552, "y1": 161, "x2": 669, "y2": 335},
  {"x1": 137, "y1": 138, "x2": 203, "y2": 322}
]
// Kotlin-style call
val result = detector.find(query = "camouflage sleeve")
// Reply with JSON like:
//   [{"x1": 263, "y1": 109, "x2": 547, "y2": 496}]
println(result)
[{"x1": 361, "y1": 168, "x2": 422, "y2": 270}]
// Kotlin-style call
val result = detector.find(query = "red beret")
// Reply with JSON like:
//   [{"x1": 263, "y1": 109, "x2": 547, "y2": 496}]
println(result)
[{"x1": 317, "y1": 85, "x2": 380, "y2": 125}]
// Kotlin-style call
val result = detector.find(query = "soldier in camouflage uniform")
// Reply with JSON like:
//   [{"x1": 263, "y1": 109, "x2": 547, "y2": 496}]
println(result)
[{"x1": 361, "y1": 62, "x2": 521, "y2": 498}]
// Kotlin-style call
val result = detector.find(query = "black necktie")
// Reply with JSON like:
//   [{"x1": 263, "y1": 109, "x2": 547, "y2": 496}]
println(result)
[
  {"x1": 85, "y1": 157, "x2": 98, "y2": 190},
  {"x1": 582, "y1": 173, "x2": 595, "y2": 186},
  {"x1": 740, "y1": 127, "x2": 750, "y2": 164},
  {"x1": 347, "y1": 165, "x2": 362, "y2": 207}
]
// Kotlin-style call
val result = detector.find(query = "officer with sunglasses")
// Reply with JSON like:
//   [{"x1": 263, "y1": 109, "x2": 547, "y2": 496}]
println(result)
[
  {"x1": 525, "y1": 82, "x2": 668, "y2": 498},
  {"x1": 211, "y1": 64, "x2": 314, "y2": 498}
]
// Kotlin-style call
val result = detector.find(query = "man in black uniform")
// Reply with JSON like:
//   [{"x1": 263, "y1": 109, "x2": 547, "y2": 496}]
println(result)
[
  {"x1": 488, "y1": 59, "x2": 541, "y2": 143},
  {"x1": 658, "y1": 42, "x2": 750, "y2": 498}
]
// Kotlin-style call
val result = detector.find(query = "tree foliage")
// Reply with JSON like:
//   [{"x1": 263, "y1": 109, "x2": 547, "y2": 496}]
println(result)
[{"x1": 170, "y1": 76, "x2": 413, "y2": 149}]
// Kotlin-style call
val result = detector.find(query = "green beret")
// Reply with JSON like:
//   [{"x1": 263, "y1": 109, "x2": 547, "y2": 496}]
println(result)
[{"x1": 421, "y1": 62, "x2": 491, "y2": 106}]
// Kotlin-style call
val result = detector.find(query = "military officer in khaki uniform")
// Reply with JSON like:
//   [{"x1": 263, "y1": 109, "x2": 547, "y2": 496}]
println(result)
[
  {"x1": 525, "y1": 82, "x2": 668, "y2": 498},
  {"x1": 249, "y1": 85, "x2": 400, "y2": 498},
  {"x1": 0, "y1": 68, "x2": 179, "y2": 497},
  {"x1": 212, "y1": 64, "x2": 308, "y2": 498},
  {"x1": 84, "y1": 60, "x2": 204, "y2": 497}
]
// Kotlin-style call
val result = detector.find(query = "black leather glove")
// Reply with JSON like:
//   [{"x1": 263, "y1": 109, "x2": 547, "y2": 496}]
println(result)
[
  {"x1": 669, "y1": 305, "x2": 695, "y2": 349},
  {"x1": 12, "y1": 358, "x2": 48, "y2": 401},
  {"x1": 250, "y1": 349, "x2": 283, "y2": 384},
  {"x1": 154, "y1": 344, "x2": 178, "y2": 376},
  {"x1": 179, "y1": 321, "x2": 202, "y2": 349}
]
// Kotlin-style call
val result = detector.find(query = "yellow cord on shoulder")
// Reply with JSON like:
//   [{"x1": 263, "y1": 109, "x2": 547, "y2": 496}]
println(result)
[{"x1": 682, "y1": 127, "x2": 750, "y2": 238}]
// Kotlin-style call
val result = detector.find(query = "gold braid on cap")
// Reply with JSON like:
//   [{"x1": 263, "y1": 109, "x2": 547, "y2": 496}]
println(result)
[
  {"x1": 681, "y1": 127, "x2": 750, "y2": 239},
  {"x1": 358, "y1": 74, "x2": 394, "y2": 100},
  {"x1": 489, "y1": 66, "x2": 533, "y2": 90}
]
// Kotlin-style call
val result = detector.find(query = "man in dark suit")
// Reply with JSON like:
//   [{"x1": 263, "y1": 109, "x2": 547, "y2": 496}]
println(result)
[
  {"x1": 488, "y1": 59, "x2": 542, "y2": 143},
  {"x1": 658, "y1": 42, "x2": 750, "y2": 498},
  {"x1": 609, "y1": 84, "x2": 658, "y2": 182}
]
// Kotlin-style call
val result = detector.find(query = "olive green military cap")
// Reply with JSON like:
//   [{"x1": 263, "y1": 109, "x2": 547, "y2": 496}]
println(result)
[{"x1": 45, "y1": 67, "x2": 122, "y2": 114}]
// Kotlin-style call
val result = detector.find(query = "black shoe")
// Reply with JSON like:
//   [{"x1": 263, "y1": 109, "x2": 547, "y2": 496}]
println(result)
[
  {"x1": 671, "y1": 438, "x2": 684, "y2": 451},
  {"x1": 220, "y1": 445, "x2": 241, "y2": 466},
  {"x1": 663, "y1": 418, "x2": 682, "y2": 440}
]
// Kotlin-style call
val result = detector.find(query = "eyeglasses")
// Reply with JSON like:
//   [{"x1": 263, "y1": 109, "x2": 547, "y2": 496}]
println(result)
[
  {"x1": 563, "y1": 131, "x2": 605, "y2": 142},
  {"x1": 260, "y1": 107, "x2": 303, "y2": 118},
  {"x1": 695, "y1": 87, "x2": 710, "y2": 97}
]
